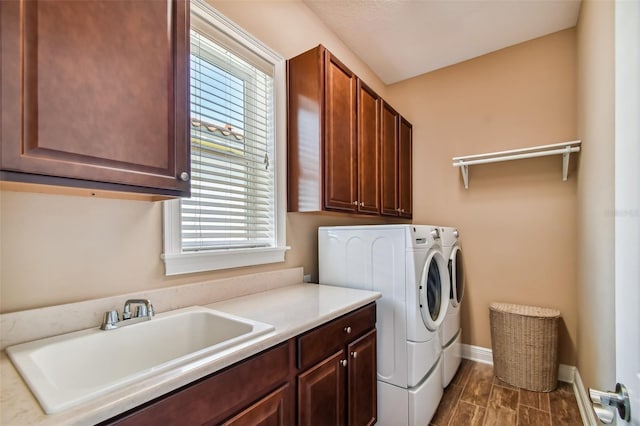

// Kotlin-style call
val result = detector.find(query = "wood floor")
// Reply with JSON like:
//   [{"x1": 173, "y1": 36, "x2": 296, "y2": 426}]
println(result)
[{"x1": 430, "y1": 360, "x2": 583, "y2": 426}]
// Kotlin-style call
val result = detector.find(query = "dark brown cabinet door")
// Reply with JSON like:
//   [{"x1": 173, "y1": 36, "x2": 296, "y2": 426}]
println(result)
[
  {"x1": 0, "y1": 0, "x2": 190, "y2": 197},
  {"x1": 324, "y1": 52, "x2": 357, "y2": 212},
  {"x1": 357, "y1": 81, "x2": 380, "y2": 215},
  {"x1": 347, "y1": 330, "x2": 377, "y2": 426},
  {"x1": 398, "y1": 118, "x2": 413, "y2": 218},
  {"x1": 222, "y1": 384, "x2": 292, "y2": 426},
  {"x1": 380, "y1": 101, "x2": 399, "y2": 216},
  {"x1": 298, "y1": 350, "x2": 346, "y2": 426},
  {"x1": 286, "y1": 46, "x2": 323, "y2": 212}
]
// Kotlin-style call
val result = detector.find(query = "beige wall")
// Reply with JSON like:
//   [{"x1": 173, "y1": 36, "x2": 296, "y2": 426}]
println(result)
[
  {"x1": 0, "y1": 2, "x2": 585, "y2": 372},
  {"x1": 0, "y1": 1, "x2": 394, "y2": 313},
  {"x1": 209, "y1": 0, "x2": 387, "y2": 98},
  {"x1": 386, "y1": 30, "x2": 578, "y2": 365},
  {"x1": 575, "y1": 0, "x2": 616, "y2": 391}
]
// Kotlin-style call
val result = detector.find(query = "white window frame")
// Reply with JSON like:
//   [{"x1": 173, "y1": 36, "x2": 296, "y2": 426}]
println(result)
[{"x1": 162, "y1": 1, "x2": 288, "y2": 276}]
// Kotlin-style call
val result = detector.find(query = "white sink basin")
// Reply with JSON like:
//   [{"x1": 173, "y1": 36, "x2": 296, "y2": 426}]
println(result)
[{"x1": 6, "y1": 306, "x2": 274, "y2": 414}]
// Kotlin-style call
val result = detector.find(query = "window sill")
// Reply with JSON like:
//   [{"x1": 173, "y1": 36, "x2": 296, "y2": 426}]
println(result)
[{"x1": 161, "y1": 246, "x2": 290, "y2": 276}]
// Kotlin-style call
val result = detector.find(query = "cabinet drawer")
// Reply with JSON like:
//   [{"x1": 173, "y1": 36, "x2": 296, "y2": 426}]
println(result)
[
  {"x1": 297, "y1": 303, "x2": 375, "y2": 371},
  {"x1": 105, "y1": 340, "x2": 293, "y2": 426}
]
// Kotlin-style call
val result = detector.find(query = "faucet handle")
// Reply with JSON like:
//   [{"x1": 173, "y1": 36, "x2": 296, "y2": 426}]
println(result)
[
  {"x1": 135, "y1": 305, "x2": 148, "y2": 318},
  {"x1": 134, "y1": 302, "x2": 156, "y2": 318},
  {"x1": 100, "y1": 310, "x2": 119, "y2": 330},
  {"x1": 122, "y1": 305, "x2": 132, "y2": 320}
]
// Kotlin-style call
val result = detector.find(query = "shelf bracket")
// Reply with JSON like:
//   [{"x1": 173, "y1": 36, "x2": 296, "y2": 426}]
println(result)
[
  {"x1": 460, "y1": 164, "x2": 469, "y2": 189},
  {"x1": 562, "y1": 146, "x2": 571, "y2": 181}
]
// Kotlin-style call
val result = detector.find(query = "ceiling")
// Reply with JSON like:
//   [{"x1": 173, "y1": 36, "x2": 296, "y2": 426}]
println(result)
[{"x1": 303, "y1": 0, "x2": 582, "y2": 84}]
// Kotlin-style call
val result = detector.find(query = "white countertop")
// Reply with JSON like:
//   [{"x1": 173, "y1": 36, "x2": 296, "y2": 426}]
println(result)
[{"x1": 0, "y1": 283, "x2": 380, "y2": 425}]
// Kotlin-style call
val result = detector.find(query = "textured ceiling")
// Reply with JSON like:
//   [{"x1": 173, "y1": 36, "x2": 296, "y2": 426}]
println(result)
[{"x1": 303, "y1": 0, "x2": 582, "y2": 84}]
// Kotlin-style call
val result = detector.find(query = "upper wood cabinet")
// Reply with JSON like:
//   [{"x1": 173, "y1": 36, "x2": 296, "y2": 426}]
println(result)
[
  {"x1": 287, "y1": 45, "x2": 410, "y2": 217},
  {"x1": 380, "y1": 100, "x2": 399, "y2": 216},
  {"x1": 0, "y1": 0, "x2": 191, "y2": 198},
  {"x1": 324, "y1": 52, "x2": 358, "y2": 212},
  {"x1": 357, "y1": 82, "x2": 381, "y2": 215},
  {"x1": 380, "y1": 101, "x2": 413, "y2": 218},
  {"x1": 288, "y1": 45, "x2": 358, "y2": 213},
  {"x1": 398, "y1": 118, "x2": 413, "y2": 218}
]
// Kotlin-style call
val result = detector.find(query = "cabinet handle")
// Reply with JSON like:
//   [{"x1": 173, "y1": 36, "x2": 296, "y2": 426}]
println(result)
[
  {"x1": 179, "y1": 172, "x2": 190, "y2": 182},
  {"x1": 344, "y1": 326, "x2": 352, "y2": 334},
  {"x1": 340, "y1": 359, "x2": 348, "y2": 367},
  {"x1": 351, "y1": 351, "x2": 358, "y2": 358},
  {"x1": 352, "y1": 201, "x2": 358, "y2": 206},
  {"x1": 360, "y1": 202, "x2": 364, "y2": 207}
]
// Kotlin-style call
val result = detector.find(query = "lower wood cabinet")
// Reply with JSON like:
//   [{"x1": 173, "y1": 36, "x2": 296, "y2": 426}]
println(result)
[
  {"x1": 102, "y1": 303, "x2": 377, "y2": 426},
  {"x1": 221, "y1": 384, "x2": 291, "y2": 426},
  {"x1": 102, "y1": 340, "x2": 294, "y2": 426},
  {"x1": 297, "y1": 303, "x2": 377, "y2": 426},
  {"x1": 298, "y1": 350, "x2": 346, "y2": 425},
  {"x1": 347, "y1": 330, "x2": 377, "y2": 426}
]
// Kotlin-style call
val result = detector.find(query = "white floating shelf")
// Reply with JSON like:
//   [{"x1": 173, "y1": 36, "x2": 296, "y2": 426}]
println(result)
[{"x1": 452, "y1": 140, "x2": 581, "y2": 189}]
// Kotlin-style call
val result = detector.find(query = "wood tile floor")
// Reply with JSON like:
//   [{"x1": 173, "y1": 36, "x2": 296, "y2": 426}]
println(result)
[{"x1": 430, "y1": 360, "x2": 583, "y2": 426}]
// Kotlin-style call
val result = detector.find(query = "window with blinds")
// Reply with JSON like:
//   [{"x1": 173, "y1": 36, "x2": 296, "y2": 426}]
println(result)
[
  {"x1": 184, "y1": 25, "x2": 275, "y2": 251},
  {"x1": 162, "y1": 1, "x2": 285, "y2": 276}
]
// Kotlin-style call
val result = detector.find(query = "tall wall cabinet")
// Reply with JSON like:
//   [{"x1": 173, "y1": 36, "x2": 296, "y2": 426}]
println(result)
[
  {"x1": 287, "y1": 45, "x2": 412, "y2": 218},
  {"x1": 0, "y1": 0, "x2": 191, "y2": 197}
]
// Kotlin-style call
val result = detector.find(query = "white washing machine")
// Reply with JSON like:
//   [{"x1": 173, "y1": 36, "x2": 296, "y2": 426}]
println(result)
[
  {"x1": 318, "y1": 224, "x2": 450, "y2": 426},
  {"x1": 439, "y1": 227, "x2": 464, "y2": 387}
]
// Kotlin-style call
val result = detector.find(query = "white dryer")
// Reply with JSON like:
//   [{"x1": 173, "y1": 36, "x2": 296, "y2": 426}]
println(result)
[
  {"x1": 440, "y1": 227, "x2": 465, "y2": 387},
  {"x1": 318, "y1": 224, "x2": 450, "y2": 426}
]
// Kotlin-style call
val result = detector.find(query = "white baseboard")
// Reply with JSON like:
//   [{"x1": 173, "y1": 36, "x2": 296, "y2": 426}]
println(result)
[
  {"x1": 460, "y1": 344, "x2": 594, "y2": 425},
  {"x1": 558, "y1": 364, "x2": 576, "y2": 384},
  {"x1": 573, "y1": 369, "x2": 599, "y2": 426},
  {"x1": 461, "y1": 343, "x2": 493, "y2": 365},
  {"x1": 460, "y1": 344, "x2": 574, "y2": 383}
]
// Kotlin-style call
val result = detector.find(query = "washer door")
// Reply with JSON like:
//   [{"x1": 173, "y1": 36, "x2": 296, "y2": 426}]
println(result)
[
  {"x1": 449, "y1": 245, "x2": 464, "y2": 307},
  {"x1": 418, "y1": 249, "x2": 450, "y2": 331}
]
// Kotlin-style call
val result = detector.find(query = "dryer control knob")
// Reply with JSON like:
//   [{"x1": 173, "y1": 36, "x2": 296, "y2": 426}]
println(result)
[
  {"x1": 453, "y1": 229, "x2": 459, "y2": 238},
  {"x1": 431, "y1": 229, "x2": 440, "y2": 239}
]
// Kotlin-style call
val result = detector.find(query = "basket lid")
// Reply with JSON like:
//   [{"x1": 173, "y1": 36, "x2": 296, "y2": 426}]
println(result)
[{"x1": 489, "y1": 302, "x2": 560, "y2": 318}]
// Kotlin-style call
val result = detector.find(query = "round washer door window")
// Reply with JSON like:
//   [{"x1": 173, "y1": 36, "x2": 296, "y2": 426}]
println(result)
[
  {"x1": 418, "y1": 250, "x2": 450, "y2": 331},
  {"x1": 449, "y1": 245, "x2": 464, "y2": 307}
]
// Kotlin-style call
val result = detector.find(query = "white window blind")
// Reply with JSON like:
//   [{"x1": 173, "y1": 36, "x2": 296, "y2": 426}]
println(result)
[
  {"x1": 184, "y1": 26, "x2": 275, "y2": 251},
  {"x1": 162, "y1": 1, "x2": 286, "y2": 276}
]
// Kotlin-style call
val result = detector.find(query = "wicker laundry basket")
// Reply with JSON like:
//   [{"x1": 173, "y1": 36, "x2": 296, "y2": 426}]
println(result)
[{"x1": 489, "y1": 302, "x2": 561, "y2": 392}]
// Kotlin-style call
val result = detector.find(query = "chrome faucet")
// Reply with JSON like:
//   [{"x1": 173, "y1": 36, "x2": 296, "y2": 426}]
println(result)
[
  {"x1": 100, "y1": 299, "x2": 155, "y2": 330},
  {"x1": 122, "y1": 299, "x2": 155, "y2": 320}
]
